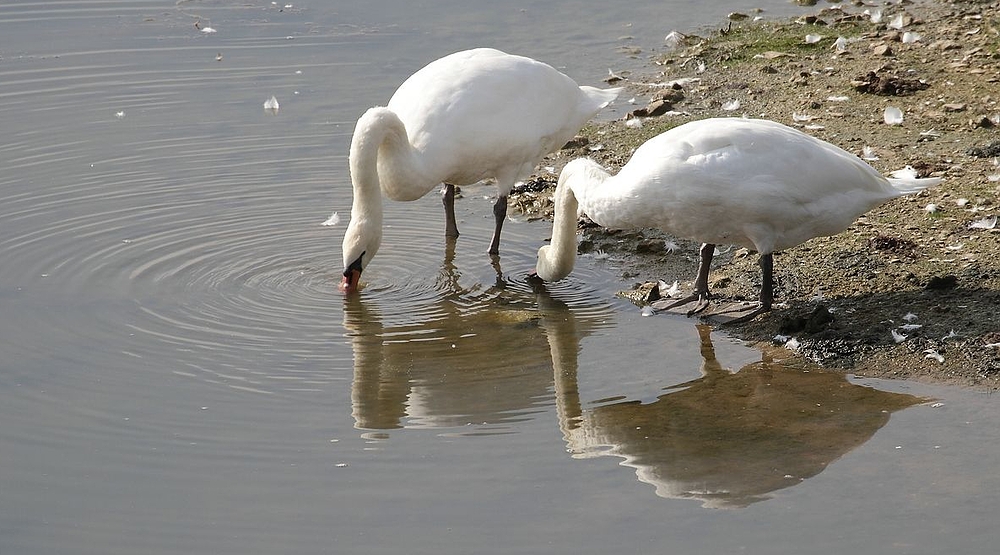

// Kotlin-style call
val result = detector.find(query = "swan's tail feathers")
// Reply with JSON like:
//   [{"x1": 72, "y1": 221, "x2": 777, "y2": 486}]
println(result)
[
  {"x1": 886, "y1": 166, "x2": 942, "y2": 195},
  {"x1": 581, "y1": 85, "x2": 623, "y2": 110}
]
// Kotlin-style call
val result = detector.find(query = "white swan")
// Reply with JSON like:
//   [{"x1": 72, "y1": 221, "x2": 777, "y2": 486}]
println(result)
[
  {"x1": 535, "y1": 117, "x2": 942, "y2": 323},
  {"x1": 340, "y1": 48, "x2": 621, "y2": 292}
]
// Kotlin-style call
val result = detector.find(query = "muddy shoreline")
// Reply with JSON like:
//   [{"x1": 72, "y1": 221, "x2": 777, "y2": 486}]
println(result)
[{"x1": 512, "y1": 0, "x2": 1000, "y2": 389}]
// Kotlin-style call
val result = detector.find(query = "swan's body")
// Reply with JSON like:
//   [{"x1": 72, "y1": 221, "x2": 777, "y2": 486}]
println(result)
[
  {"x1": 340, "y1": 48, "x2": 620, "y2": 292},
  {"x1": 536, "y1": 117, "x2": 941, "y2": 322}
]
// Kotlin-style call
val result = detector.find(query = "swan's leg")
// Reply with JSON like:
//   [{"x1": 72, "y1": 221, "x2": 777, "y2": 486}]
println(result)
[
  {"x1": 720, "y1": 253, "x2": 774, "y2": 325},
  {"x1": 443, "y1": 183, "x2": 460, "y2": 238},
  {"x1": 658, "y1": 243, "x2": 715, "y2": 313},
  {"x1": 487, "y1": 195, "x2": 507, "y2": 255}
]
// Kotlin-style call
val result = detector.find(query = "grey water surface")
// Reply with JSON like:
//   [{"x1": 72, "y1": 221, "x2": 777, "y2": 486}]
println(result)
[{"x1": 3, "y1": 1, "x2": 1000, "y2": 554}]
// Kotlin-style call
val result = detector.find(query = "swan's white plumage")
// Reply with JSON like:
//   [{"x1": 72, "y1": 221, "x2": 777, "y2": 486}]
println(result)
[
  {"x1": 340, "y1": 48, "x2": 620, "y2": 291},
  {"x1": 537, "y1": 117, "x2": 941, "y2": 319}
]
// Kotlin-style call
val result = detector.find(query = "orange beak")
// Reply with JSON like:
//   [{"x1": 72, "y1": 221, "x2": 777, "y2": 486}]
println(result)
[{"x1": 339, "y1": 269, "x2": 361, "y2": 293}]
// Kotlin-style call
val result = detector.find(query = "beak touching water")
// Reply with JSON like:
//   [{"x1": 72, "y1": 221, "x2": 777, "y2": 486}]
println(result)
[{"x1": 339, "y1": 253, "x2": 364, "y2": 293}]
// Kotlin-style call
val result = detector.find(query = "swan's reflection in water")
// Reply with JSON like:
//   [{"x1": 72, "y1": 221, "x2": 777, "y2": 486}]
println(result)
[
  {"x1": 552, "y1": 325, "x2": 925, "y2": 508},
  {"x1": 342, "y1": 243, "x2": 612, "y2": 431},
  {"x1": 344, "y1": 250, "x2": 923, "y2": 506}
]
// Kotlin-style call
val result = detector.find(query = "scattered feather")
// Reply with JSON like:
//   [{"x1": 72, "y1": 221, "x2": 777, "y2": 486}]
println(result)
[
  {"x1": 866, "y1": 9, "x2": 883, "y2": 23},
  {"x1": 215, "y1": 52, "x2": 223, "y2": 61},
  {"x1": 862, "y1": 146, "x2": 879, "y2": 161},
  {"x1": 945, "y1": 243, "x2": 964, "y2": 251},
  {"x1": 969, "y1": 215, "x2": 997, "y2": 229},
  {"x1": 902, "y1": 32, "x2": 921, "y2": 44},
  {"x1": 661, "y1": 280, "x2": 682, "y2": 298},
  {"x1": 264, "y1": 95, "x2": 280, "y2": 113},
  {"x1": 641, "y1": 306, "x2": 656, "y2": 317},
  {"x1": 115, "y1": 110, "x2": 126, "y2": 119},
  {"x1": 889, "y1": 165, "x2": 918, "y2": 180},
  {"x1": 919, "y1": 129, "x2": 941, "y2": 138},
  {"x1": 891, "y1": 329, "x2": 908, "y2": 343},
  {"x1": 625, "y1": 118, "x2": 643, "y2": 129},
  {"x1": 792, "y1": 113, "x2": 815, "y2": 122},
  {"x1": 988, "y1": 173, "x2": 1000, "y2": 182},
  {"x1": 804, "y1": 34, "x2": 822, "y2": 44},
  {"x1": 888, "y1": 14, "x2": 905, "y2": 30},
  {"x1": 827, "y1": 95, "x2": 850, "y2": 102},
  {"x1": 942, "y1": 330, "x2": 959, "y2": 340},
  {"x1": 663, "y1": 240, "x2": 679, "y2": 253},
  {"x1": 321, "y1": 211, "x2": 340, "y2": 226},
  {"x1": 722, "y1": 99, "x2": 741, "y2": 111},
  {"x1": 986, "y1": 342, "x2": 1000, "y2": 349},
  {"x1": 883, "y1": 106, "x2": 904, "y2": 125},
  {"x1": 804, "y1": 124, "x2": 825, "y2": 131},
  {"x1": 956, "y1": 198, "x2": 970, "y2": 207},
  {"x1": 784, "y1": 337, "x2": 800, "y2": 350},
  {"x1": 200, "y1": 25, "x2": 217, "y2": 34},
  {"x1": 592, "y1": 249, "x2": 610, "y2": 260},
  {"x1": 924, "y1": 349, "x2": 945, "y2": 363},
  {"x1": 774, "y1": 334, "x2": 790, "y2": 343},
  {"x1": 903, "y1": 312, "x2": 918, "y2": 322},
  {"x1": 664, "y1": 30, "x2": 687, "y2": 49},
  {"x1": 899, "y1": 323, "x2": 922, "y2": 331},
  {"x1": 588, "y1": 143, "x2": 605, "y2": 152},
  {"x1": 605, "y1": 68, "x2": 624, "y2": 83},
  {"x1": 924, "y1": 203, "x2": 939, "y2": 214},
  {"x1": 832, "y1": 36, "x2": 849, "y2": 53}
]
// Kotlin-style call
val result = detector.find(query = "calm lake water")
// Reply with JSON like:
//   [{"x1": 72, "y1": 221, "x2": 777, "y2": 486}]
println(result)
[{"x1": 3, "y1": 1, "x2": 1000, "y2": 554}]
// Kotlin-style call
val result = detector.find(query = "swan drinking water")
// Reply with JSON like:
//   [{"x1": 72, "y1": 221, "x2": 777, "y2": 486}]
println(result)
[
  {"x1": 340, "y1": 48, "x2": 621, "y2": 292},
  {"x1": 534, "y1": 117, "x2": 941, "y2": 323}
]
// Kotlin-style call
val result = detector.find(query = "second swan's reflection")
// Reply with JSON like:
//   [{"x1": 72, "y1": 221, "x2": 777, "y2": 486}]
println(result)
[
  {"x1": 343, "y1": 249, "x2": 923, "y2": 506},
  {"x1": 552, "y1": 325, "x2": 924, "y2": 508}
]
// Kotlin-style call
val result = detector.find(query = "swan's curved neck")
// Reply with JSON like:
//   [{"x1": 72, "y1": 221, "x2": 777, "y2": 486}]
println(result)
[
  {"x1": 349, "y1": 108, "x2": 404, "y2": 215},
  {"x1": 548, "y1": 178, "x2": 582, "y2": 270}
]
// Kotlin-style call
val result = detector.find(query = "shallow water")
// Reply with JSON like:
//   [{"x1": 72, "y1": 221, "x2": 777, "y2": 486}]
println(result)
[{"x1": 3, "y1": 1, "x2": 1000, "y2": 554}]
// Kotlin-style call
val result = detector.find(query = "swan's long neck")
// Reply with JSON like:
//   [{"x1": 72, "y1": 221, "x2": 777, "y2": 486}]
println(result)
[
  {"x1": 343, "y1": 107, "x2": 414, "y2": 270},
  {"x1": 536, "y1": 160, "x2": 612, "y2": 281}
]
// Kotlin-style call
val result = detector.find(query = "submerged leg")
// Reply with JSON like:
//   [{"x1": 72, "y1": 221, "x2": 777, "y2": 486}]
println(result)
[
  {"x1": 443, "y1": 183, "x2": 460, "y2": 238},
  {"x1": 487, "y1": 195, "x2": 507, "y2": 255},
  {"x1": 721, "y1": 253, "x2": 774, "y2": 326},
  {"x1": 659, "y1": 243, "x2": 716, "y2": 315}
]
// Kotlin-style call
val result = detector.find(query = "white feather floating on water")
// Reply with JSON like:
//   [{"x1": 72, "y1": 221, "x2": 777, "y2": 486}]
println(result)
[
  {"x1": 264, "y1": 95, "x2": 279, "y2": 113},
  {"x1": 884, "y1": 106, "x2": 904, "y2": 125},
  {"x1": 641, "y1": 306, "x2": 656, "y2": 317},
  {"x1": 321, "y1": 211, "x2": 340, "y2": 226},
  {"x1": 969, "y1": 215, "x2": 997, "y2": 230}
]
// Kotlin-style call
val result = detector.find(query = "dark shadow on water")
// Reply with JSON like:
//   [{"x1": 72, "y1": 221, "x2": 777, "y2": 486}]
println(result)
[{"x1": 551, "y1": 324, "x2": 926, "y2": 508}]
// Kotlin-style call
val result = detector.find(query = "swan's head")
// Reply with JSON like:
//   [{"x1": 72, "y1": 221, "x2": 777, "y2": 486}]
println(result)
[
  {"x1": 533, "y1": 244, "x2": 572, "y2": 282},
  {"x1": 340, "y1": 217, "x2": 381, "y2": 293}
]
